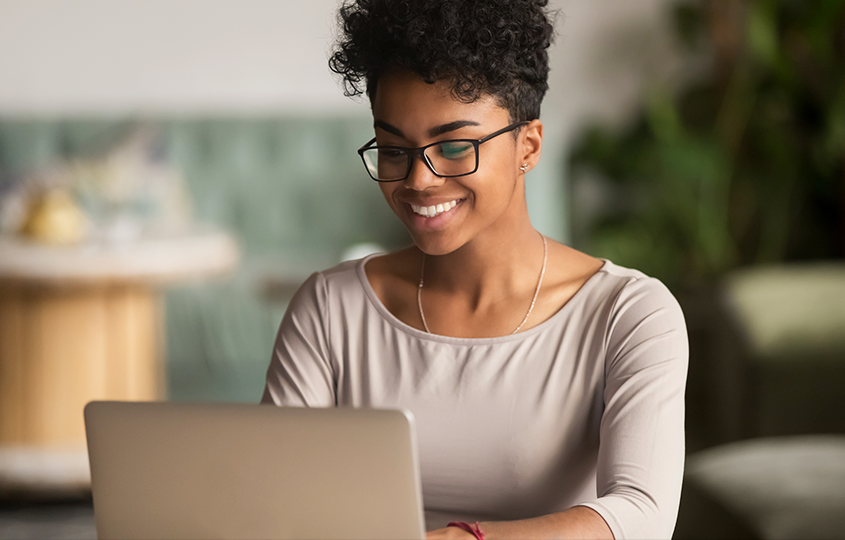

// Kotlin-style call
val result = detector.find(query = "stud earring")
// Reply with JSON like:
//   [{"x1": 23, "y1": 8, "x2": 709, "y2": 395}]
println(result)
[{"x1": 520, "y1": 164, "x2": 529, "y2": 172}]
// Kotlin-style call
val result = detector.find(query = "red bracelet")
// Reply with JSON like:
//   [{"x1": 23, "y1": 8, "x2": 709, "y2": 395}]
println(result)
[{"x1": 447, "y1": 521, "x2": 485, "y2": 540}]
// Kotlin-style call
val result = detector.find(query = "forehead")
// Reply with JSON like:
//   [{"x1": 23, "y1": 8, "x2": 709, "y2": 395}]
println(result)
[{"x1": 371, "y1": 70, "x2": 508, "y2": 130}]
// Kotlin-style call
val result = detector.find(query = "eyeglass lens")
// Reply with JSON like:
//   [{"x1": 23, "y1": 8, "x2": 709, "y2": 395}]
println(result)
[{"x1": 362, "y1": 140, "x2": 476, "y2": 181}]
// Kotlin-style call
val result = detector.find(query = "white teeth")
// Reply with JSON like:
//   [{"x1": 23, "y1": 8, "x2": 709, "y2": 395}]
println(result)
[{"x1": 411, "y1": 199, "x2": 459, "y2": 218}]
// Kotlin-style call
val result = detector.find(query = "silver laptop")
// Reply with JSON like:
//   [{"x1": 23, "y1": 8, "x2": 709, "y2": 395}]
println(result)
[{"x1": 84, "y1": 401, "x2": 425, "y2": 540}]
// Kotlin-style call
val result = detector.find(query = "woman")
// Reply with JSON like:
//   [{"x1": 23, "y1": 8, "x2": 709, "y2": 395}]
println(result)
[{"x1": 262, "y1": 1, "x2": 688, "y2": 538}]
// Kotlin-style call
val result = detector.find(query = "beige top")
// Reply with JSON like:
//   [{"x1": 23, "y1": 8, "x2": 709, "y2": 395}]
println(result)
[{"x1": 262, "y1": 256, "x2": 688, "y2": 539}]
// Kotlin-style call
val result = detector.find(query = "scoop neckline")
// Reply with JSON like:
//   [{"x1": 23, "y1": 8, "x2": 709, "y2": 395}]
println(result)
[{"x1": 355, "y1": 255, "x2": 611, "y2": 345}]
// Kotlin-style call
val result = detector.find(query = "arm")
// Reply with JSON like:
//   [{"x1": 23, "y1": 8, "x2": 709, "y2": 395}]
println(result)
[
  {"x1": 432, "y1": 276, "x2": 687, "y2": 540},
  {"x1": 261, "y1": 272, "x2": 336, "y2": 407},
  {"x1": 427, "y1": 506, "x2": 613, "y2": 539},
  {"x1": 583, "y1": 277, "x2": 688, "y2": 539}
]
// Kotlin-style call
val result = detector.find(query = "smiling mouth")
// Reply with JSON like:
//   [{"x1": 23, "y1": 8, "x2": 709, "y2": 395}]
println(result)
[{"x1": 409, "y1": 199, "x2": 460, "y2": 218}]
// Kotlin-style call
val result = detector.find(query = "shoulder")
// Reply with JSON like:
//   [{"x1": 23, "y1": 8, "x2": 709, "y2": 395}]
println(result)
[
  {"x1": 363, "y1": 246, "x2": 420, "y2": 318},
  {"x1": 592, "y1": 260, "x2": 688, "y2": 372},
  {"x1": 287, "y1": 248, "x2": 421, "y2": 332},
  {"x1": 527, "y1": 242, "x2": 605, "y2": 329},
  {"x1": 541, "y1": 249, "x2": 684, "y2": 336},
  {"x1": 288, "y1": 257, "x2": 368, "y2": 315},
  {"x1": 318, "y1": 257, "x2": 362, "y2": 284},
  {"x1": 597, "y1": 260, "x2": 684, "y2": 322},
  {"x1": 363, "y1": 246, "x2": 419, "y2": 288}
]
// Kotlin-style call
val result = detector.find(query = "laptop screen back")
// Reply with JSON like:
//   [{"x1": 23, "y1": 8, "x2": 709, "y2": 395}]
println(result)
[{"x1": 84, "y1": 401, "x2": 425, "y2": 540}]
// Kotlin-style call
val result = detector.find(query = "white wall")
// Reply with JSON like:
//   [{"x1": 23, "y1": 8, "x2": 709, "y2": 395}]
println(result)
[
  {"x1": 0, "y1": 0, "x2": 357, "y2": 115},
  {"x1": 0, "y1": 0, "x2": 680, "y2": 240},
  {"x1": 537, "y1": 0, "x2": 682, "y2": 240}
]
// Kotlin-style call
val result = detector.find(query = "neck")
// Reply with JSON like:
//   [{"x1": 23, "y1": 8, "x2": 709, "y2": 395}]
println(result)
[{"x1": 421, "y1": 219, "x2": 544, "y2": 310}]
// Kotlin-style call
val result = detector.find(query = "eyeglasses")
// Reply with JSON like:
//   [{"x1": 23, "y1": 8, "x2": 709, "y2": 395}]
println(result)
[{"x1": 357, "y1": 120, "x2": 529, "y2": 182}]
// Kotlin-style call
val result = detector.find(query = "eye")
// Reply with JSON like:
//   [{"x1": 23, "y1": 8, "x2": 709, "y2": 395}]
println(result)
[
  {"x1": 378, "y1": 148, "x2": 407, "y2": 161},
  {"x1": 437, "y1": 141, "x2": 474, "y2": 160}
]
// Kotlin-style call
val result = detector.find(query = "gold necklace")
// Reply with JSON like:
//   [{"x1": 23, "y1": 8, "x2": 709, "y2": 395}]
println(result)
[{"x1": 417, "y1": 232, "x2": 548, "y2": 335}]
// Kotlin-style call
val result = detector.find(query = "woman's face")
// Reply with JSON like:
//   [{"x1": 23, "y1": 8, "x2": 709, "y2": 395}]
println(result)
[{"x1": 371, "y1": 70, "x2": 534, "y2": 256}]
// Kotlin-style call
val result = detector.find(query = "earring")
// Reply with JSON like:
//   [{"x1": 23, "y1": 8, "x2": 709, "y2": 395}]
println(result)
[{"x1": 520, "y1": 164, "x2": 529, "y2": 172}]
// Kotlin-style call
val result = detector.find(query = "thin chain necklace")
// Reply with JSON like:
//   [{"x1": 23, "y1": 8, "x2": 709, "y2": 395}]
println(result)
[{"x1": 417, "y1": 232, "x2": 548, "y2": 335}]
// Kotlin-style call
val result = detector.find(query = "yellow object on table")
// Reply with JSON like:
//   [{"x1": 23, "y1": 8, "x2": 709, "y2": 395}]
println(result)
[{"x1": 19, "y1": 189, "x2": 89, "y2": 245}]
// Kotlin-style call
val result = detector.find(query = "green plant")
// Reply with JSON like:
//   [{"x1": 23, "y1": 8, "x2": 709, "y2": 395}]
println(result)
[{"x1": 570, "y1": 0, "x2": 845, "y2": 288}]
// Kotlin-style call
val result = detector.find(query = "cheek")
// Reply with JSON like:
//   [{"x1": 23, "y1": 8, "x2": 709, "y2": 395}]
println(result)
[
  {"x1": 474, "y1": 164, "x2": 519, "y2": 208},
  {"x1": 378, "y1": 184, "x2": 402, "y2": 213},
  {"x1": 481, "y1": 149, "x2": 519, "y2": 195}
]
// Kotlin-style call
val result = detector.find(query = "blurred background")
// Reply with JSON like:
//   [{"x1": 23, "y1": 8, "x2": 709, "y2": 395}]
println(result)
[{"x1": 0, "y1": 0, "x2": 843, "y2": 538}]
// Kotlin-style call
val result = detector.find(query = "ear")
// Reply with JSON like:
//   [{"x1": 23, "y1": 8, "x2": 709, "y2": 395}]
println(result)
[{"x1": 518, "y1": 119, "x2": 543, "y2": 174}]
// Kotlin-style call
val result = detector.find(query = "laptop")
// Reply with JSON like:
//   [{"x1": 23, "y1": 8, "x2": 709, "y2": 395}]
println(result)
[{"x1": 84, "y1": 401, "x2": 426, "y2": 540}]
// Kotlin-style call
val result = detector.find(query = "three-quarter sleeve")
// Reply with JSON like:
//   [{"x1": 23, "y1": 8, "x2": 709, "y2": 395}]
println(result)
[
  {"x1": 579, "y1": 277, "x2": 689, "y2": 539},
  {"x1": 261, "y1": 272, "x2": 337, "y2": 407}
]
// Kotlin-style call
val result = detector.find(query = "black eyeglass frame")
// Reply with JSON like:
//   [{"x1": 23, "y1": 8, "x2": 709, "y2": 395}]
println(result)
[{"x1": 357, "y1": 120, "x2": 530, "y2": 182}]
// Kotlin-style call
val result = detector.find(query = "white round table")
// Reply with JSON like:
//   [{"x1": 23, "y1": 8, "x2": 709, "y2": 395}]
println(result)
[{"x1": 0, "y1": 230, "x2": 239, "y2": 493}]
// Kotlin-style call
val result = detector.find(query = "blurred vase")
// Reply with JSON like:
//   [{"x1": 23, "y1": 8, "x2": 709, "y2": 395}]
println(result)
[{"x1": 19, "y1": 189, "x2": 89, "y2": 245}]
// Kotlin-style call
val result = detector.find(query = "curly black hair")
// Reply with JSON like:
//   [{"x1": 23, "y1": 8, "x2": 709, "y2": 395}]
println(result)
[{"x1": 329, "y1": 0, "x2": 556, "y2": 122}]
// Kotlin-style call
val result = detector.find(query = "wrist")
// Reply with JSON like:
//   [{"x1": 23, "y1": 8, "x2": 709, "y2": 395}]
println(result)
[{"x1": 446, "y1": 521, "x2": 486, "y2": 540}]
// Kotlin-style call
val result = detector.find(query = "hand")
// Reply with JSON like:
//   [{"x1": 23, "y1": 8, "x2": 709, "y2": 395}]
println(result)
[{"x1": 426, "y1": 526, "x2": 476, "y2": 539}]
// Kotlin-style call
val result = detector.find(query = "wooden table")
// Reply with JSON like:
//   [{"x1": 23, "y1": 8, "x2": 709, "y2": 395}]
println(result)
[{"x1": 0, "y1": 231, "x2": 238, "y2": 493}]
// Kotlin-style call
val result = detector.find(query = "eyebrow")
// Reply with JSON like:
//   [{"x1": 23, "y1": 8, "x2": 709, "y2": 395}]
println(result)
[{"x1": 373, "y1": 119, "x2": 482, "y2": 139}]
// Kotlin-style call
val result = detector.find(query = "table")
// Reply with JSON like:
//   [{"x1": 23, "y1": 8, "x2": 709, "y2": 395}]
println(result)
[{"x1": 0, "y1": 230, "x2": 239, "y2": 492}]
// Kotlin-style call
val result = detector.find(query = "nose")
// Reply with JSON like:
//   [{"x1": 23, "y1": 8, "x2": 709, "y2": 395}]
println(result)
[{"x1": 403, "y1": 153, "x2": 445, "y2": 192}]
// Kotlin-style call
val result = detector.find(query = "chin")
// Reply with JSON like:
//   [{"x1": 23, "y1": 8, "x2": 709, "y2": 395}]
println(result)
[{"x1": 408, "y1": 233, "x2": 463, "y2": 257}]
